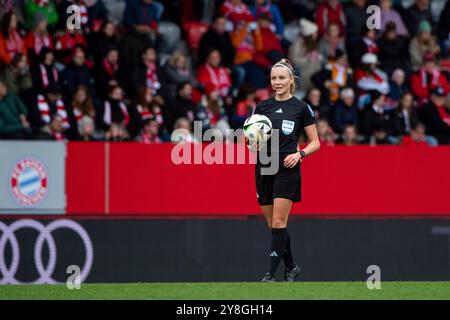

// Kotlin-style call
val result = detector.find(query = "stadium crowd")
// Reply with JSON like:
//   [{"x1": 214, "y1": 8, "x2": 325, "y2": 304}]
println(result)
[{"x1": 0, "y1": 0, "x2": 449, "y2": 146}]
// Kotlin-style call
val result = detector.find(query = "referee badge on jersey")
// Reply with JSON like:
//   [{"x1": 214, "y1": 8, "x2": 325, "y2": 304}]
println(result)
[{"x1": 282, "y1": 120, "x2": 295, "y2": 135}]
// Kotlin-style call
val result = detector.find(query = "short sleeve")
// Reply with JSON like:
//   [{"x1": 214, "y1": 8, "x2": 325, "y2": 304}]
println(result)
[
  {"x1": 301, "y1": 103, "x2": 316, "y2": 127},
  {"x1": 252, "y1": 102, "x2": 262, "y2": 115}
]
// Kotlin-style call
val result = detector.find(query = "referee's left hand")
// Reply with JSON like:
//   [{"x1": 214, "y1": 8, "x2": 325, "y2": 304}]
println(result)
[{"x1": 283, "y1": 152, "x2": 302, "y2": 168}]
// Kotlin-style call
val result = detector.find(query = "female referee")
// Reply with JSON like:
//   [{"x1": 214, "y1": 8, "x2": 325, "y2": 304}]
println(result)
[{"x1": 250, "y1": 59, "x2": 320, "y2": 282}]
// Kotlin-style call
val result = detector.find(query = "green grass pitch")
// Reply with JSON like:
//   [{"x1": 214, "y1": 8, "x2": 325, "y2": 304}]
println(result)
[{"x1": 1, "y1": 282, "x2": 450, "y2": 300}]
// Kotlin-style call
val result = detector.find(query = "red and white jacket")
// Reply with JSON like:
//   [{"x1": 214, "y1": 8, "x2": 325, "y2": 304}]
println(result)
[{"x1": 197, "y1": 64, "x2": 232, "y2": 98}]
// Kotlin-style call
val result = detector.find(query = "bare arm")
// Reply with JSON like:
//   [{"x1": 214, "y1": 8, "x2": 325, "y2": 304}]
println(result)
[{"x1": 283, "y1": 123, "x2": 320, "y2": 168}]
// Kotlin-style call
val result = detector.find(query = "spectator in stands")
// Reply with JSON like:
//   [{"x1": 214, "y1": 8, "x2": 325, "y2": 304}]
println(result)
[
  {"x1": 348, "y1": 26, "x2": 378, "y2": 69},
  {"x1": 410, "y1": 52, "x2": 449, "y2": 105},
  {"x1": 195, "y1": 84, "x2": 231, "y2": 139},
  {"x1": 402, "y1": 0, "x2": 433, "y2": 37},
  {"x1": 54, "y1": 26, "x2": 88, "y2": 64},
  {"x1": 318, "y1": 22, "x2": 346, "y2": 62},
  {"x1": 24, "y1": 0, "x2": 58, "y2": 29},
  {"x1": 409, "y1": 20, "x2": 441, "y2": 70},
  {"x1": 303, "y1": 87, "x2": 328, "y2": 120},
  {"x1": 369, "y1": 122, "x2": 393, "y2": 145},
  {"x1": 163, "y1": 82, "x2": 196, "y2": 133},
  {"x1": 28, "y1": 83, "x2": 74, "y2": 137},
  {"x1": 57, "y1": 0, "x2": 109, "y2": 32},
  {"x1": 312, "y1": 48, "x2": 353, "y2": 105},
  {"x1": 220, "y1": 0, "x2": 254, "y2": 32},
  {"x1": 0, "y1": 11, "x2": 27, "y2": 65},
  {"x1": 331, "y1": 87, "x2": 358, "y2": 134},
  {"x1": 230, "y1": 19, "x2": 267, "y2": 90},
  {"x1": 197, "y1": 49, "x2": 232, "y2": 98},
  {"x1": 171, "y1": 117, "x2": 199, "y2": 144},
  {"x1": 105, "y1": 122, "x2": 130, "y2": 142},
  {"x1": 232, "y1": 84, "x2": 255, "y2": 129},
  {"x1": 198, "y1": 15, "x2": 235, "y2": 68},
  {"x1": 401, "y1": 122, "x2": 437, "y2": 146},
  {"x1": 315, "y1": 0, "x2": 346, "y2": 37},
  {"x1": 0, "y1": 80, "x2": 33, "y2": 139},
  {"x1": 253, "y1": 12, "x2": 284, "y2": 70},
  {"x1": 129, "y1": 86, "x2": 165, "y2": 138},
  {"x1": 420, "y1": 86, "x2": 450, "y2": 145},
  {"x1": 388, "y1": 68, "x2": 409, "y2": 104},
  {"x1": 160, "y1": 51, "x2": 198, "y2": 101},
  {"x1": 95, "y1": 45, "x2": 124, "y2": 99},
  {"x1": 98, "y1": 84, "x2": 129, "y2": 131},
  {"x1": 289, "y1": 19, "x2": 323, "y2": 92},
  {"x1": 41, "y1": 113, "x2": 66, "y2": 140},
  {"x1": 123, "y1": 0, "x2": 164, "y2": 52},
  {"x1": 343, "y1": 0, "x2": 369, "y2": 44},
  {"x1": 437, "y1": 0, "x2": 450, "y2": 58},
  {"x1": 339, "y1": 124, "x2": 360, "y2": 145},
  {"x1": 77, "y1": 114, "x2": 100, "y2": 141},
  {"x1": 30, "y1": 47, "x2": 59, "y2": 94},
  {"x1": 70, "y1": 84, "x2": 96, "y2": 132},
  {"x1": 0, "y1": 53, "x2": 32, "y2": 97},
  {"x1": 316, "y1": 118, "x2": 336, "y2": 146},
  {"x1": 249, "y1": 0, "x2": 285, "y2": 38},
  {"x1": 355, "y1": 53, "x2": 390, "y2": 97},
  {"x1": 393, "y1": 92, "x2": 419, "y2": 137},
  {"x1": 90, "y1": 20, "x2": 119, "y2": 65},
  {"x1": 24, "y1": 12, "x2": 53, "y2": 62},
  {"x1": 378, "y1": 22, "x2": 409, "y2": 76},
  {"x1": 135, "y1": 116, "x2": 163, "y2": 144},
  {"x1": 131, "y1": 46, "x2": 161, "y2": 96},
  {"x1": 361, "y1": 90, "x2": 394, "y2": 141},
  {"x1": 62, "y1": 45, "x2": 95, "y2": 97},
  {"x1": 379, "y1": 0, "x2": 408, "y2": 37}
]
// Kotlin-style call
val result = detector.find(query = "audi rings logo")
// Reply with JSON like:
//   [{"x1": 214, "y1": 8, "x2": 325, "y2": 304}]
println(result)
[
  {"x1": 0, "y1": 219, "x2": 94, "y2": 284},
  {"x1": 10, "y1": 158, "x2": 49, "y2": 207}
]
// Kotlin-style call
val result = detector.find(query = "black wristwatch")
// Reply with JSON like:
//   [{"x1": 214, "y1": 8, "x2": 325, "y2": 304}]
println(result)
[{"x1": 299, "y1": 150, "x2": 306, "y2": 159}]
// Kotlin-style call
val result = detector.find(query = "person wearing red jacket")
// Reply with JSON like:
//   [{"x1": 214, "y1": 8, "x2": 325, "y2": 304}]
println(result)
[
  {"x1": 253, "y1": 12, "x2": 284, "y2": 70},
  {"x1": 410, "y1": 52, "x2": 450, "y2": 105},
  {"x1": 24, "y1": 12, "x2": 53, "y2": 62},
  {"x1": 0, "y1": 11, "x2": 27, "y2": 65},
  {"x1": 315, "y1": 0, "x2": 346, "y2": 36},
  {"x1": 197, "y1": 49, "x2": 232, "y2": 99}
]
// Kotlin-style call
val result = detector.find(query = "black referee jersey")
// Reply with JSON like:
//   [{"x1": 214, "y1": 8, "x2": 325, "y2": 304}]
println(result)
[{"x1": 253, "y1": 95, "x2": 316, "y2": 204}]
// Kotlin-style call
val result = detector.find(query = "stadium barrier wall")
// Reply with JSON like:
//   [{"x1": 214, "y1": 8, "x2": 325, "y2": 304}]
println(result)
[
  {"x1": 66, "y1": 143, "x2": 450, "y2": 217},
  {"x1": 0, "y1": 218, "x2": 449, "y2": 283}
]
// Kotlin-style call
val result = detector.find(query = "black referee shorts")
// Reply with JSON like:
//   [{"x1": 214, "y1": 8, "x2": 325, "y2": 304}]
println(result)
[{"x1": 255, "y1": 157, "x2": 301, "y2": 206}]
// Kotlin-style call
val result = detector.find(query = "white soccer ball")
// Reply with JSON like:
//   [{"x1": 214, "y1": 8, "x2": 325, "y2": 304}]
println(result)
[{"x1": 243, "y1": 114, "x2": 272, "y2": 143}]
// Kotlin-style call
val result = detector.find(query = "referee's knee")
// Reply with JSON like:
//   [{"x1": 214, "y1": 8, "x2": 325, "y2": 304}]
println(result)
[{"x1": 272, "y1": 219, "x2": 287, "y2": 229}]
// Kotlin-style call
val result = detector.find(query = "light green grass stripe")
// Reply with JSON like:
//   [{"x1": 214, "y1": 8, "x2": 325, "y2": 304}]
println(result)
[{"x1": 1, "y1": 282, "x2": 450, "y2": 300}]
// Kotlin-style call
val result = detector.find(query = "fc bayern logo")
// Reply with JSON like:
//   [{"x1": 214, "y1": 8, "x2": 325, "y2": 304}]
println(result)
[{"x1": 10, "y1": 158, "x2": 49, "y2": 207}]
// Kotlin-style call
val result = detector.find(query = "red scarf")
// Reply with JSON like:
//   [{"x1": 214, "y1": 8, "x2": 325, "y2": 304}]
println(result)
[
  {"x1": 39, "y1": 63, "x2": 58, "y2": 88},
  {"x1": 5, "y1": 31, "x2": 23, "y2": 59},
  {"x1": 419, "y1": 68, "x2": 441, "y2": 88},
  {"x1": 33, "y1": 32, "x2": 51, "y2": 55},
  {"x1": 103, "y1": 100, "x2": 129, "y2": 126},
  {"x1": 144, "y1": 62, "x2": 160, "y2": 93},
  {"x1": 436, "y1": 105, "x2": 450, "y2": 126},
  {"x1": 363, "y1": 37, "x2": 378, "y2": 54},
  {"x1": 37, "y1": 94, "x2": 70, "y2": 128},
  {"x1": 205, "y1": 64, "x2": 230, "y2": 97},
  {"x1": 140, "y1": 132, "x2": 161, "y2": 144},
  {"x1": 137, "y1": 104, "x2": 163, "y2": 125},
  {"x1": 102, "y1": 58, "x2": 118, "y2": 78}
]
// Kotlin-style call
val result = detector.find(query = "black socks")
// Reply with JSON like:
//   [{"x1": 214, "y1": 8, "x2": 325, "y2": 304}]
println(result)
[
  {"x1": 283, "y1": 232, "x2": 296, "y2": 270},
  {"x1": 269, "y1": 228, "x2": 288, "y2": 275}
]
